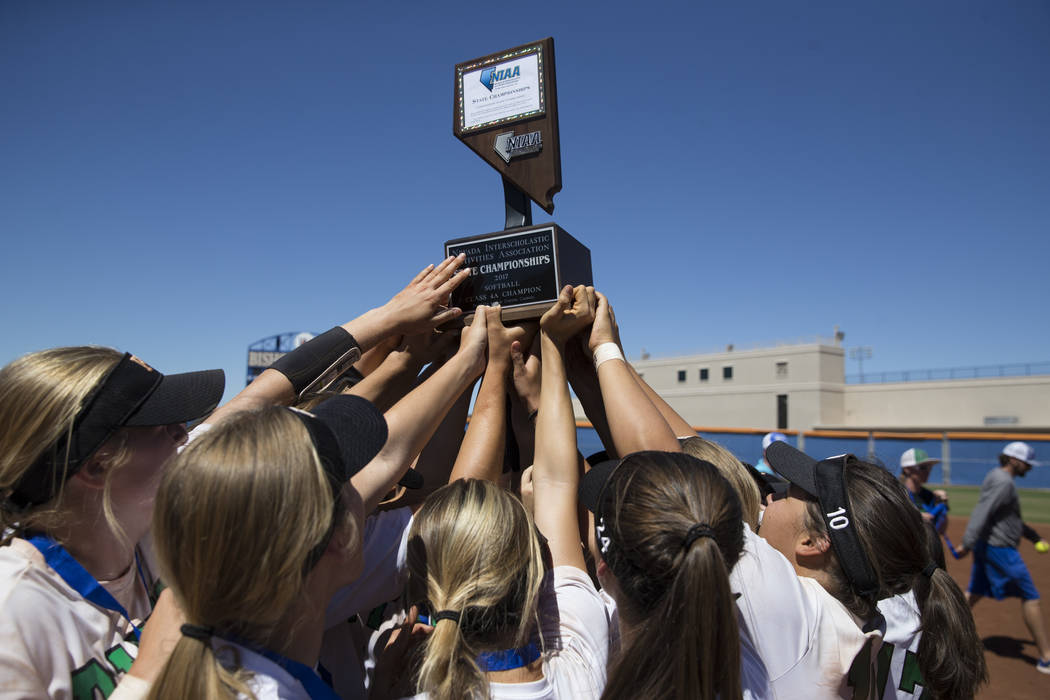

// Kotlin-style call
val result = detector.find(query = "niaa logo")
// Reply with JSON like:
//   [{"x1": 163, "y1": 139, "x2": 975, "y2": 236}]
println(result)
[{"x1": 480, "y1": 65, "x2": 520, "y2": 92}]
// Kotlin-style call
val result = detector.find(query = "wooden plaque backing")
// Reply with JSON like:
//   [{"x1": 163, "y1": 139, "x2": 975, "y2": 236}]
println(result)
[{"x1": 454, "y1": 38, "x2": 561, "y2": 214}]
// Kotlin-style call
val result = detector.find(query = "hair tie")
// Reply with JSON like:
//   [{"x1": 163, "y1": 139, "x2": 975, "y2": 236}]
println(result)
[
  {"x1": 433, "y1": 610, "x2": 461, "y2": 624},
  {"x1": 921, "y1": 562, "x2": 938, "y2": 578},
  {"x1": 682, "y1": 523, "x2": 716, "y2": 550},
  {"x1": 180, "y1": 623, "x2": 215, "y2": 642}
]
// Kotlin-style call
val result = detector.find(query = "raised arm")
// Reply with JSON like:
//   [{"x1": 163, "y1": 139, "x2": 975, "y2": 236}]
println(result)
[
  {"x1": 388, "y1": 373, "x2": 478, "y2": 511},
  {"x1": 347, "y1": 330, "x2": 458, "y2": 413},
  {"x1": 351, "y1": 307, "x2": 488, "y2": 514},
  {"x1": 629, "y1": 364, "x2": 697, "y2": 438},
  {"x1": 586, "y1": 291, "x2": 680, "y2": 456},
  {"x1": 508, "y1": 328, "x2": 541, "y2": 469},
  {"x1": 449, "y1": 308, "x2": 526, "y2": 483},
  {"x1": 533, "y1": 285, "x2": 595, "y2": 571},
  {"x1": 563, "y1": 335, "x2": 618, "y2": 459},
  {"x1": 205, "y1": 255, "x2": 470, "y2": 424}
]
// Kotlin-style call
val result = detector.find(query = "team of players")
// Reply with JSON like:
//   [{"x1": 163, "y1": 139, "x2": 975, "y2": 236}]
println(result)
[{"x1": 0, "y1": 268, "x2": 1046, "y2": 698}]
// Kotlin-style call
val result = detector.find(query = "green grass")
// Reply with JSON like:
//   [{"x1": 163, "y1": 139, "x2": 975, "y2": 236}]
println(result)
[{"x1": 927, "y1": 484, "x2": 1050, "y2": 524}]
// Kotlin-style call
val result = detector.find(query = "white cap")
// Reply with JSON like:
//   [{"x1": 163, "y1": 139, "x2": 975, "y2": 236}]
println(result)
[
  {"x1": 900, "y1": 448, "x2": 939, "y2": 470},
  {"x1": 1002, "y1": 441, "x2": 1035, "y2": 465},
  {"x1": 762, "y1": 432, "x2": 788, "y2": 451}
]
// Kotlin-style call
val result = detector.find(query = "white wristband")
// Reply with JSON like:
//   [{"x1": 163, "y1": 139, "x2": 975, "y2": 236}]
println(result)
[{"x1": 593, "y1": 342, "x2": 625, "y2": 370}]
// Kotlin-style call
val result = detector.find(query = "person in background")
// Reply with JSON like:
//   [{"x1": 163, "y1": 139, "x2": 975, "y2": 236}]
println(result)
[
  {"x1": 959, "y1": 441, "x2": 1050, "y2": 675},
  {"x1": 754, "y1": 432, "x2": 788, "y2": 476},
  {"x1": 898, "y1": 448, "x2": 949, "y2": 534}
]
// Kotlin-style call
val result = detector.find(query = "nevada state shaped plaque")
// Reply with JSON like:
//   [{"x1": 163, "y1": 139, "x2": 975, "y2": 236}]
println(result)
[{"x1": 454, "y1": 38, "x2": 561, "y2": 214}]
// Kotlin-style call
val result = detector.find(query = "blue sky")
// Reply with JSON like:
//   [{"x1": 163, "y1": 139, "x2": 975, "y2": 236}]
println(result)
[{"x1": 2, "y1": 1, "x2": 1048, "y2": 402}]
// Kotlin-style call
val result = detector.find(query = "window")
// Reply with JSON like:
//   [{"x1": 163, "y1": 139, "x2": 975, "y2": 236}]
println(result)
[
  {"x1": 776, "y1": 361, "x2": 788, "y2": 378},
  {"x1": 699, "y1": 368, "x2": 709, "y2": 381},
  {"x1": 777, "y1": 394, "x2": 788, "y2": 429},
  {"x1": 723, "y1": 366, "x2": 733, "y2": 380},
  {"x1": 677, "y1": 370, "x2": 687, "y2": 383}
]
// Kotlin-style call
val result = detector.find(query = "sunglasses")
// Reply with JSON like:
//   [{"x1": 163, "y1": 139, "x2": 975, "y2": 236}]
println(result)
[{"x1": 768, "y1": 483, "x2": 811, "y2": 503}]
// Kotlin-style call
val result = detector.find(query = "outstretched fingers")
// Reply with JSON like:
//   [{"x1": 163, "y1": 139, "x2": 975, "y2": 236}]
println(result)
[{"x1": 427, "y1": 253, "x2": 467, "y2": 288}]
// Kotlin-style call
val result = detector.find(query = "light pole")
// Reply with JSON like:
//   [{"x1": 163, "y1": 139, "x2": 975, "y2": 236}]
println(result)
[{"x1": 849, "y1": 346, "x2": 872, "y2": 382}]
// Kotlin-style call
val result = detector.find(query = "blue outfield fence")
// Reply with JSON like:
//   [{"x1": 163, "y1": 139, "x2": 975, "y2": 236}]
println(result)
[{"x1": 574, "y1": 428, "x2": 1050, "y2": 489}]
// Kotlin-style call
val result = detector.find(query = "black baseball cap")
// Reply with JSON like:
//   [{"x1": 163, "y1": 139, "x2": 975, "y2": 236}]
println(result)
[
  {"x1": 578, "y1": 458, "x2": 622, "y2": 518},
  {"x1": 290, "y1": 395, "x2": 389, "y2": 485},
  {"x1": 9, "y1": 354, "x2": 225, "y2": 509}
]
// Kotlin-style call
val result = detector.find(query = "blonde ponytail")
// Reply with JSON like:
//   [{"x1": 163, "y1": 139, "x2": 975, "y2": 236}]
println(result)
[
  {"x1": 148, "y1": 406, "x2": 349, "y2": 700},
  {"x1": 407, "y1": 479, "x2": 545, "y2": 700}
]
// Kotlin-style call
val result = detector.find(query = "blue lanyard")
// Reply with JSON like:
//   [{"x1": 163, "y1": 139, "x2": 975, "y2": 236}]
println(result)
[
  {"x1": 257, "y1": 648, "x2": 339, "y2": 700},
  {"x1": 26, "y1": 535, "x2": 144, "y2": 641},
  {"x1": 477, "y1": 642, "x2": 541, "y2": 672},
  {"x1": 220, "y1": 636, "x2": 339, "y2": 700}
]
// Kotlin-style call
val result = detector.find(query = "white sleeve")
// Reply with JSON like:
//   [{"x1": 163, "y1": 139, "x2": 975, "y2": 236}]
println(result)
[
  {"x1": 180, "y1": 422, "x2": 213, "y2": 451},
  {"x1": 324, "y1": 507, "x2": 413, "y2": 627},
  {"x1": 730, "y1": 525, "x2": 817, "y2": 682},
  {"x1": 538, "y1": 566, "x2": 609, "y2": 697},
  {"x1": 108, "y1": 675, "x2": 152, "y2": 700}
]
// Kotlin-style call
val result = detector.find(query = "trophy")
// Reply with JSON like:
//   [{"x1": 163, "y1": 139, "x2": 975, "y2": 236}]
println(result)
[{"x1": 448, "y1": 38, "x2": 592, "y2": 321}]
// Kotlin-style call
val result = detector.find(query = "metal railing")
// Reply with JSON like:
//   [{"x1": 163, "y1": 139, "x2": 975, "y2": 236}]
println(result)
[{"x1": 847, "y1": 361, "x2": 1050, "y2": 384}]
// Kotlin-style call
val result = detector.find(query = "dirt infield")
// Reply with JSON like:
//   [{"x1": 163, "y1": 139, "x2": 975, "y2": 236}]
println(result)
[{"x1": 942, "y1": 515, "x2": 1050, "y2": 699}]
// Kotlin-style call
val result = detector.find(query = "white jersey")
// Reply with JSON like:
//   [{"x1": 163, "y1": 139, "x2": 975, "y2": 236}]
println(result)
[
  {"x1": 731, "y1": 525, "x2": 883, "y2": 700},
  {"x1": 211, "y1": 640, "x2": 311, "y2": 700},
  {"x1": 0, "y1": 537, "x2": 154, "y2": 700},
  {"x1": 877, "y1": 592, "x2": 925, "y2": 700},
  {"x1": 397, "y1": 566, "x2": 609, "y2": 700}
]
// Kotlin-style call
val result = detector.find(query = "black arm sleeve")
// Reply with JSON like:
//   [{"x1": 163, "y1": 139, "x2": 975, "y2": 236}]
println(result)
[{"x1": 1022, "y1": 523, "x2": 1042, "y2": 544}]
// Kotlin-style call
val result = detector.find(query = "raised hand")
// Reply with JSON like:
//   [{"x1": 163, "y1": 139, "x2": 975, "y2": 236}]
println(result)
[
  {"x1": 382, "y1": 255, "x2": 471, "y2": 334},
  {"x1": 456, "y1": 305, "x2": 489, "y2": 379},
  {"x1": 510, "y1": 334, "x2": 542, "y2": 415},
  {"x1": 485, "y1": 307, "x2": 528, "y2": 374},
  {"x1": 539, "y1": 284, "x2": 596, "y2": 344},
  {"x1": 587, "y1": 290, "x2": 622, "y2": 355},
  {"x1": 371, "y1": 606, "x2": 433, "y2": 700},
  {"x1": 397, "y1": 329, "x2": 460, "y2": 369}
]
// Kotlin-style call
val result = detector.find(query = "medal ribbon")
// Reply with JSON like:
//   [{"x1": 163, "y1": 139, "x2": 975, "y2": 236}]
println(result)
[
  {"x1": 476, "y1": 641, "x2": 542, "y2": 672},
  {"x1": 27, "y1": 535, "x2": 144, "y2": 641}
]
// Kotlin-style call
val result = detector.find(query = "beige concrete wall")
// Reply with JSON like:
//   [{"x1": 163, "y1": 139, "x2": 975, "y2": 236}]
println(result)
[
  {"x1": 571, "y1": 343, "x2": 1049, "y2": 431},
  {"x1": 574, "y1": 380, "x2": 838, "y2": 431},
  {"x1": 841, "y1": 376, "x2": 1050, "y2": 428},
  {"x1": 635, "y1": 344, "x2": 843, "y2": 391},
  {"x1": 625, "y1": 344, "x2": 845, "y2": 430}
]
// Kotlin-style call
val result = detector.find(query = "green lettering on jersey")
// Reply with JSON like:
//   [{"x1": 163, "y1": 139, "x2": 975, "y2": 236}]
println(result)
[
  {"x1": 105, "y1": 645, "x2": 134, "y2": 674},
  {"x1": 875, "y1": 642, "x2": 894, "y2": 695},
  {"x1": 846, "y1": 637, "x2": 877, "y2": 699},
  {"x1": 71, "y1": 658, "x2": 116, "y2": 700},
  {"x1": 70, "y1": 640, "x2": 138, "y2": 699},
  {"x1": 898, "y1": 649, "x2": 929, "y2": 698}
]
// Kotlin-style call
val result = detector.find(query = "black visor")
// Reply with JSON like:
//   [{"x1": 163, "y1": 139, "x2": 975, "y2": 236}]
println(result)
[
  {"x1": 8, "y1": 354, "x2": 224, "y2": 510},
  {"x1": 765, "y1": 441, "x2": 880, "y2": 602}
]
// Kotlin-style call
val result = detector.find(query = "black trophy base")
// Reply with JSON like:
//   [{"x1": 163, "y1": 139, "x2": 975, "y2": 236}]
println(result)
[{"x1": 445, "y1": 224, "x2": 592, "y2": 322}]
